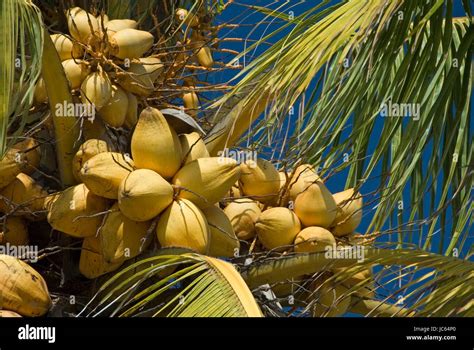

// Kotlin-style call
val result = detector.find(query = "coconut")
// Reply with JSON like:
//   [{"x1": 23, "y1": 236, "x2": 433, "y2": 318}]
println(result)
[
  {"x1": 173, "y1": 157, "x2": 241, "y2": 208},
  {"x1": 312, "y1": 284, "x2": 351, "y2": 317},
  {"x1": 0, "y1": 217, "x2": 28, "y2": 246},
  {"x1": 99, "y1": 203, "x2": 152, "y2": 264},
  {"x1": 228, "y1": 183, "x2": 242, "y2": 199},
  {"x1": 202, "y1": 206, "x2": 240, "y2": 257},
  {"x1": 131, "y1": 107, "x2": 182, "y2": 178},
  {"x1": 223, "y1": 199, "x2": 261, "y2": 240},
  {"x1": 124, "y1": 92, "x2": 138, "y2": 128},
  {"x1": 105, "y1": 19, "x2": 137, "y2": 33},
  {"x1": 118, "y1": 169, "x2": 174, "y2": 222},
  {"x1": 288, "y1": 164, "x2": 321, "y2": 200},
  {"x1": 1, "y1": 138, "x2": 41, "y2": 178},
  {"x1": 294, "y1": 226, "x2": 335, "y2": 253},
  {"x1": 255, "y1": 207, "x2": 301, "y2": 250},
  {"x1": 240, "y1": 159, "x2": 280, "y2": 203},
  {"x1": 0, "y1": 173, "x2": 48, "y2": 220},
  {"x1": 175, "y1": 8, "x2": 199, "y2": 27},
  {"x1": 98, "y1": 85, "x2": 129, "y2": 127},
  {"x1": 80, "y1": 152, "x2": 134, "y2": 199},
  {"x1": 50, "y1": 33, "x2": 83, "y2": 61},
  {"x1": 331, "y1": 188, "x2": 363, "y2": 236},
  {"x1": 72, "y1": 138, "x2": 113, "y2": 182},
  {"x1": 33, "y1": 77, "x2": 48, "y2": 104},
  {"x1": 0, "y1": 310, "x2": 22, "y2": 317},
  {"x1": 0, "y1": 254, "x2": 51, "y2": 316},
  {"x1": 294, "y1": 182, "x2": 336, "y2": 228},
  {"x1": 79, "y1": 235, "x2": 123, "y2": 279},
  {"x1": 118, "y1": 57, "x2": 163, "y2": 96},
  {"x1": 156, "y1": 198, "x2": 210, "y2": 254},
  {"x1": 62, "y1": 58, "x2": 89, "y2": 90},
  {"x1": 47, "y1": 183, "x2": 109, "y2": 238},
  {"x1": 179, "y1": 132, "x2": 209, "y2": 164},
  {"x1": 80, "y1": 70, "x2": 113, "y2": 110},
  {"x1": 196, "y1": 46, "x2": 214, "y2": 68},
  {"x1": 66, "y1": 7, "x2": 99, "y2": 43},
  {"x1": 109, "y1": 28, "x2": 154, "y2": 59},
  {"x1": 183, "y1": 90, "x2": 199, "y2": 117}
]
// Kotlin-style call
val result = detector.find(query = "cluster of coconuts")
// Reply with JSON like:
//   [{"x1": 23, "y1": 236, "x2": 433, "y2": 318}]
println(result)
[
  {"x1": 0, "y1": 139, "x2": 52, "y2": 317},
  {"x1": 45, "y1": 107, "x2": 241, "y2": 279},
  {"x1": 222, "y1": 160, "x2": 374, "y2": 316},
  {"x1": 33, "y1": 6, "x2": 214, "y2": 129}
]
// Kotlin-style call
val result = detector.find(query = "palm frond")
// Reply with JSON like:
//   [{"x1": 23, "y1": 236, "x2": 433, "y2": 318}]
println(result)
[
  {"x1": 240, "y1": 245, "x2": 474, "y2": 316},
  {"x1": 0, "y1": 0, "x2": 43, "y2": 156},
  {"x1": 81, "y1": 249, "x2": 262, "y2": 317}
]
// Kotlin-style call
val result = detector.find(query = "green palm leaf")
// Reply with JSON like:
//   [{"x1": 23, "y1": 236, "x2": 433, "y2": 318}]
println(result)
[
  {"x1": 0, "y1": 0, "x2": 43, "y2": 156},
  {"x1": 81, "y1": 249, "x2": 263, "y2": 317}
]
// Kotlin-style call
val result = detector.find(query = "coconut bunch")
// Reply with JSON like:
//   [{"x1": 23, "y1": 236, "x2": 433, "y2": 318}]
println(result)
[
  {"x1": 0, "y1": 138, "x2": 49, "y2": 249},
  {"x1": 221, "y1": 161, "x2": 372, "y2": 314},
  {"x1": 33, "y1": 6, "x2": 216, "y2": 132},
  {"x1": 45, "y1": 107, "x2": 241, "y2": 279}
]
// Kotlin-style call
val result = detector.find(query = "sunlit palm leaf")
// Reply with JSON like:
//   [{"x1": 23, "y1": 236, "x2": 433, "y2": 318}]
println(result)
[{"x1": 81, "y1": 249, "x2": 262, "y2": 317}]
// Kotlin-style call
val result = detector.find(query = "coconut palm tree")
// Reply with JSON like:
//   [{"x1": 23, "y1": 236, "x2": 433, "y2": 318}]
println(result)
[{"x1": 1, "y1": 0, "x2": 472, "y2": 317}]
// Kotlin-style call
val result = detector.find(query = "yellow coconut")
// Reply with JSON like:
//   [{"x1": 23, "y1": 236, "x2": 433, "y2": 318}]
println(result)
[
  {"x1": 124, "y1": 92, "x2": 138, "y2": 128},
  {"x1": 0, "y1": 310, "x2": 22, "y2": 317},
  {"x1": 175, "y1": 8, "x2": 199, "y2": 27},
  {"x1": 224, "y1": 199, "x2": 261, "y2": 240},
  {"x1": 118, "y1": 57, "x2": 163, "y2": 96},
  {"x1": 131, "y1": 107, "x2": 182, "y2": 178},
  {"x1": 0, "y1": 217, "x2": 28, "y2": 246},
  {"x1": 62, "y1": 58, "x2": 90, "y2": 90},
  {"x1": 312, "y1": 284, "x2": 351, "y2": 317},
  {"x1": 202, "y1": 206, "x2": 240, "y2": 257},
  {"x1": 331, "y1": 188, "x2": 363, "y2": 237},
  {"x1": 66, "y1": 7, "x2": 99, "y2": 43},
  {"x1": 51, "y1": 33, "x2": 83, "y2": 61},
  {"x1": 80, "y1": 152, "x2": 134, "y2": 199},
  {"x1": 72, "y1": 138, "x2": 113, "y2": 182},
  {"x1": 47, "y1": 183, "x2": 109, "y2": 238},
  {"x1": 0, "y1": 173, "x2": 48, "y2": 220},
  {"x1": 98, "y1": 85, "x2": 129, "y2": 127},
  {"x1": 173, "y1": 157, "x2": 241, "y2": 208},
  {"x1": 0, "y1": 254, "x2": 51, "y2": 316},
  {"x1": 118, "y1": 169, "x2": 174, "y2": 222},
  {"x1": 183, "y1": 90, "x2": 199, "y2": 117},
  {"x1": 0, "y1": 138, "x2": 41, "y2": 180},
  {"x1": 109, "y1": 28, "x2": 154, "y2": 59},
  {"x1": 294, "y1": 226, "x2": 335, "y2": 253},
  {"x1": 240, "y1": 159, "x2": 280, "y2": 203},
  {"x1": 228, "y1": 183, "x2": 242, "y2": 199},
  {"x1": 105, "y1": 19, "x2": 137, "y2": 33},
  {"x1": 196, "y1": 46, "x2": 214, "y2": 68},
  {"x1": 79, "y1": 235, "x2": 123, "y2": 279},
  {"x1": 156, "y1": 198, "x2": 210, "y2": 254},
  {"x1": 255, "y1": 207, "x2": 301, "y2": 250},
  {"x1": 99, "y1": 203, "x2": 152, "y2": 264},
  {"x1": 179, "y1": 132, "x2": 209, "y2": 164},
  {"x1": 294, "y1": 182, "x2": 336, "y2": 228},
  {"x1": 33, "y1": 77, "x2": 48, "y2": 104},
  {"x1": 80, "y1": 70, "x2": 113, "y2": 110},
  {"x1": 288, "y1": 164, "x2": 321, "y2": 200}
]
